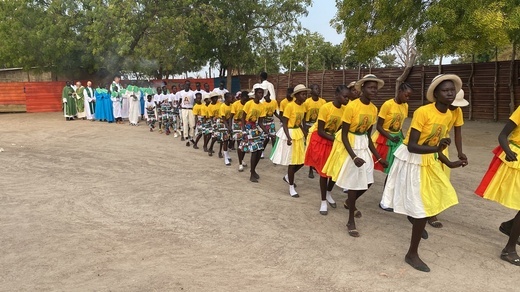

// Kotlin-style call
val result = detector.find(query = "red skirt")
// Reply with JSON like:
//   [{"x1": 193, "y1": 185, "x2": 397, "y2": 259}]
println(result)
[
  {"x1": 304, "y1": 131, "x2": 334, "y2": 177},
  {"x1": 475, "y1": 146, "x2": 503, "y2": 197}
]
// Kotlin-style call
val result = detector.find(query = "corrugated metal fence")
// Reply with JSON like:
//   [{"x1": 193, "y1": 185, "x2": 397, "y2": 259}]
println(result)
[{"x1": 0, "y1": 82, "x2": 64, "y2": 113}]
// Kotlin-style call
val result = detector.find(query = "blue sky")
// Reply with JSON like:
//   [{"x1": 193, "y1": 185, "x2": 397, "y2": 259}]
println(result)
[{"x1": 300, "y1": 0, "x2": 343, "y2": 45}]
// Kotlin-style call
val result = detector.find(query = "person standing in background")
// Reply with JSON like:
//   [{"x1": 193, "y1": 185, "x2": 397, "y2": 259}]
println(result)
[
  {"x1": 62, "y1": 81, "x2": 76, "y2": 121},
  {"x1": 84, "y1": 81, "x2": 95, "y2": 121},
  {"x1": 260, "y1": 72, "x2": 276, "y2": 102}
]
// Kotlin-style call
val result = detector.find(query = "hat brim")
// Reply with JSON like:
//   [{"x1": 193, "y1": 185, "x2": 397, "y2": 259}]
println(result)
[
  {"x1": 451, "y1": 99, "x2": 469, "y2": 107},
  {"x1": 354, "y1": 78, "x2": 384, "y2": 91},
  {"x1": 291, "y1": 88, "x2": 311, "y2": 97},
  {"x1": 426, "y1": 74, "x2": 463, "y2": 103}
]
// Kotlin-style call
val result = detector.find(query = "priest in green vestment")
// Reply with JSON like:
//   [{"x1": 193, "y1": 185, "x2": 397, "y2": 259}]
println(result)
[
  {"x1": 62, "y1": 81, "x2": 76, "y2": 120},
  {"x1": 75, "y1": 81, "x2": 86, "y2": 119}
]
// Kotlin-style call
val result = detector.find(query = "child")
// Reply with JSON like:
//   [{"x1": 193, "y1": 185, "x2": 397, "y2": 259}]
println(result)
[
  {"x1": 373, "y1": 83, "x2": 413, "y2": 211},
  {"x1": 304, "y1": 85, "x2": 349, "y2": 215},
  {"x1": 193, "y1": 94, "x2": 211, "y2": 150},
  {"x1": 145, "y1": 95, "x2": 156, "y2": 131},
  {"x1": 154, "y1": 86, "x2": 163, "y2": 133},
  {"x1": 428, "y1": 89, "x2": 469, "y2": 228},
  {"x1": 278, "y1": 87, "x2": 295, "y2": 119},
  {"x1": 381, "y1": 74, "x2": 466, "y2": 272},
  {"x1": 232, "y1": 91, "x2": 250, "y2": 171},
  {"x1": 475, "y1": 106, "x2": 520, "y2": 267},
  {"x1": 207, "y1": 93, "x2": 222, "y2": 156},
  {"x1": 170, "y1": 85, "x2": 181, "y2": 137},
  {"x1": 270, "y1": 84, "x2": 309, "y2": 196},
  {"x1": 322, "y1": 74, "x2": 388, "y2": 236},
  {"x1": 304, "y1": 84, "x2": 327, "y2": 178},
  {"x1": 219, "y1": 93, "x2": 234, "y2": 165},
  {"x1": 241, "y1": 84, "x2": 269, "y2": 182},
  {"x1": 261, "y1": 89, "x2": 279, "y2": 157}
]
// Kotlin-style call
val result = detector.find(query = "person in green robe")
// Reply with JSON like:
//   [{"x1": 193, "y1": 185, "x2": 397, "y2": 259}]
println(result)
[
  {"x1": 62, "y1": 81, "x2": 77, "y2": 120},
  {"x1": 75, "y1": 81, "x2": 86, "y2": 119}
]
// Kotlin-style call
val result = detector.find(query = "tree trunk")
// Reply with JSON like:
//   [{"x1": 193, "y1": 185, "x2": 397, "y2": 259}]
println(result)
[
  {"x1": 357, "y1": 64, "x2": 361, "y2": 80},
  {"x1": 438, "y1": 55, "x2": 443, "y2": 74},
  {"x1": 226, "y1": 65, "x2": 232, "y2": 93},
  {"x1": 395, "y1": 50, "x2": 417, "y2": 97},
  {"x1": 421, "y1": 65, "x2": 425, "y2": 105},
  {"x1": 509, "y1": 43, "x2": 516, "y2": 115},
  {"x1": 288, "y1": 59, "x2": 292, "y2": 88},
  {"x1": 342, "y1": 63, "x2": 346, "y2": 85},
  {"x1": 494, "y1": 47, "x2": 499, "y2": 122},
  {"x1": 468, "y1": 54, "x2": 475, "y2": 120}
]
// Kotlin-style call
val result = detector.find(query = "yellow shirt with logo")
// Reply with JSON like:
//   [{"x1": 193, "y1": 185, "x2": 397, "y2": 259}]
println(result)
[
  {"x1": 243, "y1": 100, "x2": 264, "y2": 123},
  {"x1": 342, "y1": 98, "x2": 377, "y2": 134},
  {"x1": 208, "y1": 101, "x2": 222, "y2": 119},
  {"x1": 193, "y1": 103, "x2": 203, "y2": 117},
  {"x1": 403, "y1": 103, "x2": 452, "y2": 146},
  {"x1": 279, "y1": 98, "x2": 293, "y2": 112},
  {"x1": 508, "y1": 106, "x2": 520, "y2": 145},
  {"x1": 304, "y1": 97, "x2": 326, "y2": 123},
  {"x1": 262, "y1": 100, "x2": 277, "y2": 119},
  {"x1": 283, "y1": 101, "x2": 306, "y2": 128},
  {"x1": 378, "y1": 98, "x2": 408, "y2": 133},
  {"x1": 308, "y1": 102, "x2": 345, "y2": 135},
  {"x1": 231, "y1": 100, "x2": 246, "y2": 120},
  {"x1": 220, "y1": 103, "x2": 233, "y2": 120}
]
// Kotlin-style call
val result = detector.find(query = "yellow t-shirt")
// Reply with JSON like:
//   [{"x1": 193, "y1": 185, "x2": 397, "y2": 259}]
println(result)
[
  {"x1": 203, "y1": 103, "x2": 212, "y2": 118},
  {"x1": 342, "y1": 98, "x2": 378, "y2": 134},
  {"x1": 508, "y1": 106, "x2": 520, "y2": 145},
  {"x1": 193, "y1": 103, "x2": 203, "y2": 117},
  {"x1": 262, "y1": 100, "x2": 277, "y2": 119},
  {"x1": 378, "y1": 98, "x2": 408, "y2": 133},
  {"x1": 403, "y1": 103, "x2": 452, "y2": 146},
  {"x1": 231, "y1": 100, "x2": 246, "y2": 120},
  {"x1": 279, "y1": 98, "x2": 293, "y2": 112},
  {"x1": 283, "y1": 101, "x2": 306, "y2": 128},
  {"x1": 243, "y1": 100, "x2": 264, "y2": 123},
  {"x1": 304, "y1": 97, "x2": 326, "y2": 123},
  {"x1": 220, "y1": 103, "x2": 233, "y2": 120},
  {"x1": 208, "y1": 101, "x2": 222, "y2": 118},
  {"x1": 308, "y1": 102, "x2": 345, "y2": 135}
]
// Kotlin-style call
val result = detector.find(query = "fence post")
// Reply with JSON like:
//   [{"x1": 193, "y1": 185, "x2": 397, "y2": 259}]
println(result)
[
  {"x1": 468, "y1": 55, "x2": 475, "y2": 120},
  {"x1": 509, "y1": 43, "x2": 517, "y2": 115},
  {"x1": 421, "y1": 65, "x2": 425, "y2": 105},
  {"x1": 494, "y1": 47, "x2": 499, "y2": 121}
]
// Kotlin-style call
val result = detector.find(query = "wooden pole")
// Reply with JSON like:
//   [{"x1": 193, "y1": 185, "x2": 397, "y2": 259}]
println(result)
[
  {"x1": 438, "y1": 55, "x2": 443, "y2": 74},
  {"x1": 342, "y1": 63, "x2": 346, "y2": 85},
  {"x1": 276, "y1": 74, "x2": 280, "y2": 102},
  {"x1": 495, "y1": 47, "x2": 500, "y2": 120},
  {"x1": 510, "y1": 43, "x2": 517, "y2": 115},
  {"x1": 321, "y1": 61, "x2": 326, "y2": 97},
  {"x1": 468, "y1": 54, "x2": 475, "y2": 120},
  {"x1": 421, "y1": 65, "x2": 425, "y2": 105},
  {"x1": 305, "y1": 54, "x2": 309, "y2": 87},
  {"x1": 288, "y1": 59, "x2": 292, "y2": 88}
]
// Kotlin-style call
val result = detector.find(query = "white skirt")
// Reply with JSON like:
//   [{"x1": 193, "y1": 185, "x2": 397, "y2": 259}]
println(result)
[
  {"x1": 381, "y1": 144, "x2": 458, "y2": 218},
  {"x1": 270, "y1": 128, "x2": 305, "y2": 166},
  {"x1": 335, "y1": 134, "x2": 374, "y2": 190}
]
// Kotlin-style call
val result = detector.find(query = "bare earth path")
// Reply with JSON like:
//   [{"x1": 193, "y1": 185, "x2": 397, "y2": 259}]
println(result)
[{"x1": 0, "y1": 112, "x2": 518, "y2": 291}]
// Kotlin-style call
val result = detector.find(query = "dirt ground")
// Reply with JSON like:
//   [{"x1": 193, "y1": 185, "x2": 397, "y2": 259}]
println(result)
[{"x1": 0, "y1": 112, "x2": 518, "y2": 291}]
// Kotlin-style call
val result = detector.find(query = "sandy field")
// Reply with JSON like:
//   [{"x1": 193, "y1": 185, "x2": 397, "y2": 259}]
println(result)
[{"x1": 0, "y1": 112, "x2": 518, "y2": 291}]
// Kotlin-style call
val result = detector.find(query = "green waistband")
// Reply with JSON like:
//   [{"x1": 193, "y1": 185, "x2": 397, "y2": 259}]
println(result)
[
  {"x1": 348, "y1": 131, "x2": 367, "y2": 136},
  {"x1": 511, "y1": 141, "x2": 520, "y2": 149}
]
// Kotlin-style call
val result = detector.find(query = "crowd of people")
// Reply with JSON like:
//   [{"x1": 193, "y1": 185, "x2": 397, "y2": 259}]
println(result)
[{"x1": 61, "y1": 72, "x2": 520, "y2": 273}]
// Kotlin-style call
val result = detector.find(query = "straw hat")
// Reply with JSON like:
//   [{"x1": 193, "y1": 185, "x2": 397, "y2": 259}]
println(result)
[
  {"x1": 451, "y1": 89, "x2": 469, "y2": 107},
  {"x1": 291, "y1": 84, "x2": 311, "y2": 97},
  {"x1": 426, "y1": 74, "x2": 463, "y2": 103},
  {"x1": 347, "y1": 81, "x2": 357, "y2": 89},
  {"x1": 354, "y1": 74, "x2": 384, "y2": 91},
  {"x1": 252, "y1": 83, "x2": 266, "y2": 91},
  {"x1": 209, "y1": 92, "x2": 221, "y2": 99},
  {"x1": 202, "y1": 94, "x2": 211, "y2": 101}
]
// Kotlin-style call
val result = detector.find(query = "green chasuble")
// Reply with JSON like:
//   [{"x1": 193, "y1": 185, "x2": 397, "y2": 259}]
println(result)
[
  {"x1": 76, "y1": 86, "x2": 85, "y2": 112},
  {"x1": 62, "y1": 85, "x2": 77, "y2": 117}
]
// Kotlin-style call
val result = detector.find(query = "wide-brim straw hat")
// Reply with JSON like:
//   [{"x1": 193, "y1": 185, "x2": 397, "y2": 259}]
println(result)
[
  {"x1": 354, "y1": 74, "x2": 384, "y2": 91},
  {"x1": 209, "y1": 92, "x2": 221, "y2": 99},
  {"x1": 202, "y1": 94, "x2": 211, "y2": 101},
  {"x1": 452, "y1": 89, "x2": 469, "y2": 107},
  {"x1": 291, "y1": 84, "x2": 311, "y2": 97},
  {"x1": 426, "y1": 74, "x2": 463, "y2": 103},
  {"x1": 347, "y1": 81, "x2": 357, "y2": 89}
]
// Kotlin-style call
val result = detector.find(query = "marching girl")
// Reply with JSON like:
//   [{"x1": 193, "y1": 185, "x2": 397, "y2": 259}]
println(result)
[
  {"x1": 304, "y1": 84, "x2": 327, "y2": 178},
  {"x1": 373, "y1": 83, "x2": 413, "y2": 211},
  {"x1": 261, "y1": 89, "x2": 279, "y2": 156},
  {"x1": 428, "y1": 89, "x2": 470, "y2": 228},
  {"x1": 232, "y1": 91, "x2": 250, "y2": 172},
  {"x1": 207, "y1": 93, "x2": 222, "y2": 156},
  {"x1": 270, "y1": 84, "x2": 309, "y2": 197},
  {"x1": 241, "y1": 84, "x2": 269, "y2": 182},
  {"x1": 381, "y1": 74, "x2": 466, "y2": 272},
  {"x1": 144, "y1": 95, "x2": 156, "y2": 132},
  {"x1": 154, "y1": 86, "x2": 163, "y2": 133},
  {"x1": 278, "y1": 87, "x2": 295, "y2": 119},
  {"x1": 304, "y1": 85, "x2": 349, "y2": 214},
  {"x1": 322, "y1": 74, "x2": 388, "y2": 237},
  {"x1": 219, "y1": 93, "x2": 234, "y2": 165},
  {"x1": 192, "y1": 93, "x2": 208, "y2": 150},
  {"x1": 475, "y1": 106, "x2": 520, "y2": 267}
]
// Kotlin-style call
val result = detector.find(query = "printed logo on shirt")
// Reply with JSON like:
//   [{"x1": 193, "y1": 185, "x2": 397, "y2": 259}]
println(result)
[
  {"x1": 355, "y1": 114, "x2": 373, "y2": 133},
  {"x1": 388, "y1": 113, "x2": 404, "y2": 132},
  {"x1": 294, "y1": 113, "x2": 304, "y2": 127},
  {"x1": 309, "y1": 108, "x2": 319, "y2": 122},
  {"x1": 324, "y1": 115, "x2": 341, "y2": 133},
  {"x1": 424, "y1": 123, "x2": 446, "y2": 146},
  {"x1": 249, "y1": 108, "x2": 262, "y2": 122}
]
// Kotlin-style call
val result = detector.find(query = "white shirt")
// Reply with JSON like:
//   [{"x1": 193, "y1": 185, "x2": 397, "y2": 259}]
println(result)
[
  {"x1": 145, "y1": 100, "x2": 155, "y2": 109},
  {"x1": 261, "y1": 80, "x2": 276, "y2": 101},
  {"x1": 169, "y1": 93, "x2": 181, "y2": 107},
  {"x1": 83, "y1": 87, "x2": 94, "y2": 102},
  {"x1": 153, "y1": 94, "x2": 162, "y2": 104},
  {"x1": 178, "y1": 90, "x2": 194, "y2": 109}
]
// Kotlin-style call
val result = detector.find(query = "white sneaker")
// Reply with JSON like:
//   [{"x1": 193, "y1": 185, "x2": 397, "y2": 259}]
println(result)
[
  {"x1": 242, "y1": 162, "x2": 248, "y2": 167},
  {"x1": 238, "y1": 165, "x2": 244, "y2": 172},
  {"x1": 174, "y1": 133, "x2": 179, "y2": 138}
]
